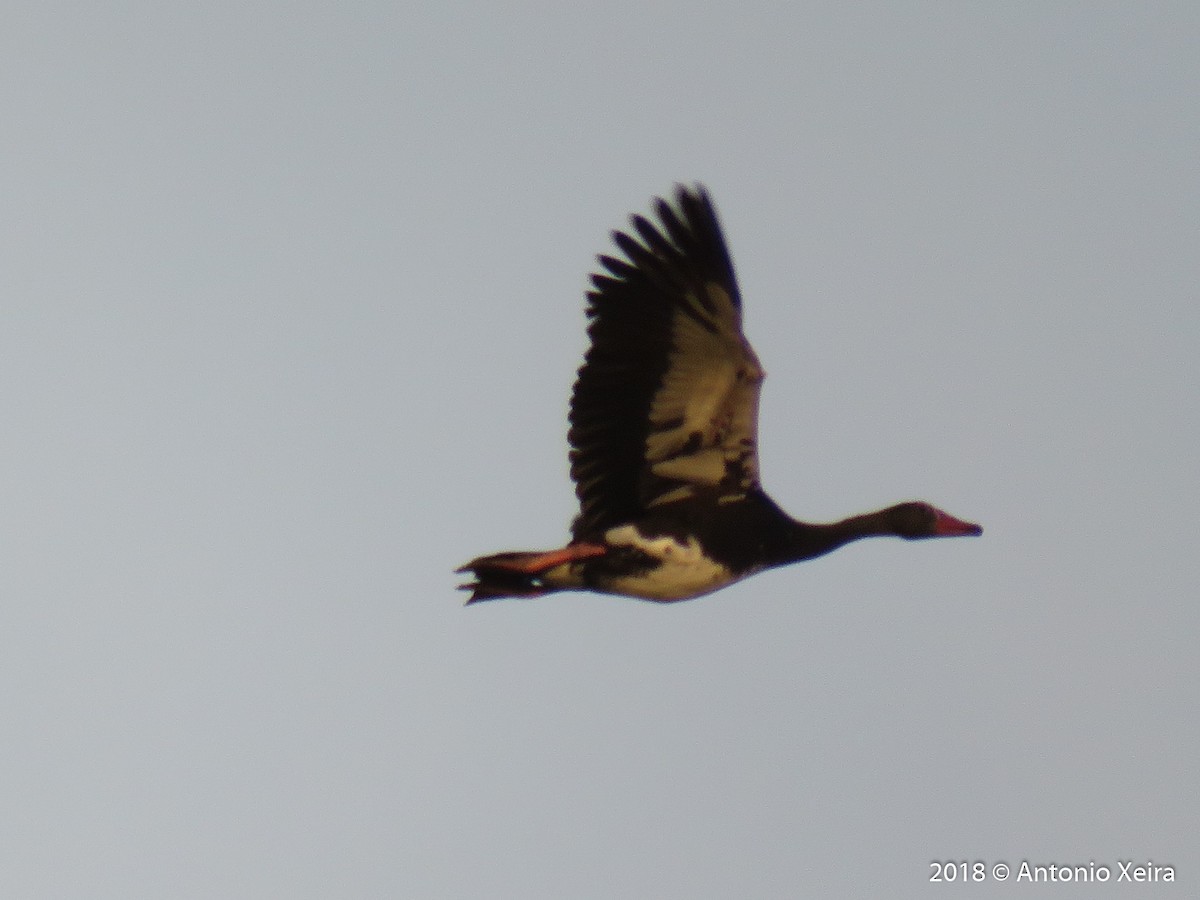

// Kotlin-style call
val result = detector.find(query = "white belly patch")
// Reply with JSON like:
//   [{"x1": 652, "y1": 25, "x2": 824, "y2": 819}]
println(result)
[{"x1": 602, "y1": 525, "x2": 735, "y2": 601}]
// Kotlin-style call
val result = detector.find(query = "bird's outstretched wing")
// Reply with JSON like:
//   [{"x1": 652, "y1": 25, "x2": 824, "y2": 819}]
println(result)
[{"x1": 568, "y1": 185, "x2": 765, "y2": 539}]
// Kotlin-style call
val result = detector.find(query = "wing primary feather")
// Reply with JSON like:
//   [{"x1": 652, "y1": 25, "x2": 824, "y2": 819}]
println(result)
[
  {"x1": 611, "y1": 231, "x2": 668, "y2": 277},
  {"x1": 655, "y1": 197, "x2": 692, "y2": 252},
  {"x1": 632, "y1": 214, "x2": 676, "y2": 260},
  {"x1": 597, "y1": 254, "x2": 636, "y2": 278}
]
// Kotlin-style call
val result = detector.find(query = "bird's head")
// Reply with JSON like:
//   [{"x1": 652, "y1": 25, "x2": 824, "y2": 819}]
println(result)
[{"x1": 888, "y1": 502, "x2": 982, "y2": 540}]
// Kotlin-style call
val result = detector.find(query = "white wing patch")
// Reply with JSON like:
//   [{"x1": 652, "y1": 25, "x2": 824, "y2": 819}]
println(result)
[
  {"x1": 603, "y1": 524, "x2": 735, "y2": 601},
  {"x1": 644, "y1": 282, "x2": 764, "y2": 505}
]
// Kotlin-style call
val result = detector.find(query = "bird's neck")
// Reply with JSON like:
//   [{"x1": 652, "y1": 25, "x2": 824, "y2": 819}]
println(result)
[{"x1": 775, "y1": 509, "x2": 898, "y2": 565}]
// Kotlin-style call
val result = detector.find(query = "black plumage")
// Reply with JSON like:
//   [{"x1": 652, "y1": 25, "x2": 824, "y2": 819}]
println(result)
[{"x1": 458, "y1": 185, "x2": 980, "y2": 603}]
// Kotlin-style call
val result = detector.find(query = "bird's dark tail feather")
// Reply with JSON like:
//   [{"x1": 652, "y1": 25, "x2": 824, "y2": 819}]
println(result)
[{"x1": 456, "y1": 544, "x2": 607, "y2": 605}]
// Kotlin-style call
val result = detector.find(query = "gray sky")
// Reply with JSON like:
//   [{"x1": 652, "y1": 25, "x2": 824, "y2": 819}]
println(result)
[{"x1": 2, "y1": 3, "x2": 1197, "y2": 897}]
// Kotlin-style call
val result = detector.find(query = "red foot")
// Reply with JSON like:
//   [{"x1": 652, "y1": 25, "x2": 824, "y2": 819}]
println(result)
[{"x1": 477, "y1": 542, "x2": 607, "y2": 574}]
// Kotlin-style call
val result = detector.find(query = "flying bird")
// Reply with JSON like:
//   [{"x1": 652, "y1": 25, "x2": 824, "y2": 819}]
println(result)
[{"x1": 458, "y1": 185, "x2": 980, "y2": 603}]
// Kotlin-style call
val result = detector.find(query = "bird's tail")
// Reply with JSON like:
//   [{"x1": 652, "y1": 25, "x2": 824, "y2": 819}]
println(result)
[{"x1": 456, "y1": 543, "x2": 607, "y2": 604}]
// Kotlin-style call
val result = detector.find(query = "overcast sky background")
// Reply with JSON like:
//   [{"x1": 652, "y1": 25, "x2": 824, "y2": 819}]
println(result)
[{"x1": 2, "y1": 3, "x2": 1197, "y2": 898}]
